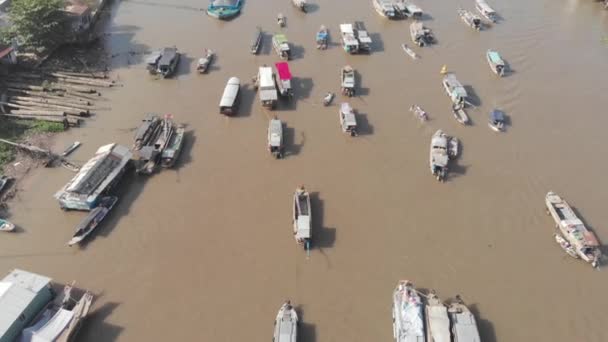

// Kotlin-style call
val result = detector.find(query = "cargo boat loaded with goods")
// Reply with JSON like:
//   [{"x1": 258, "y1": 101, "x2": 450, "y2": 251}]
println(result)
[{"x1": 54, "y1": 144, "x2": 132, "y2": 211}]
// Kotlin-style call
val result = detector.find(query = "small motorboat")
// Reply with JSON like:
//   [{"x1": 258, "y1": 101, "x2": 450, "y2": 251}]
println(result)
[
  {"x1": 476, "y1": 0, "x2": 498, "y2": 23},
  {"x1": 458, "y1": 8, "x2": 482, "y2": 30},
  {"x1": 273, "y1": 300, "x2": 298, "y2": 342},
  {"x1": 316, "y1": 25, "x2": 329, "y2": 50},
  {"x1": 486, "y1": 49, "x2": 506, "y2": 76},
  {"x1": 293, "y1": 186, "x2": 312, "y2": 250},
  {"x1": 430, "y1": 130, "x2": 452, "y2": 182},
  {"x1": 67, "y1": 196, "x2": 118, "y2": 246},
  {"x1": 488, "y1": 109, "x2": 506, "y2": 132},
  {"x1": 392, "y1": 280, "x2": 425, "y2": 342},
  {"x1": 292, "y1": 0, "x2": 307, "y2": 12},
  {"x1": 409, "y1": 104, "x2": 428, "y2": 121},
  {"x1": 0, "y1": 218, "x2": 15, "y2": 232},
  {"x1": 425, "y1": 290, "x2": 451, "y2": 342},
  {"x1": 268, "y1": 117, "x2": 283, "y2": 159},
  {"x1": 323, "y1": 92, "x2": 334, "y2": 106},
  {"x1": 196, "y1": 49, "x2": 214, "y2": 74},
  {"x1": 401, "y1": 43, "x2": 418, "y2": 60},
  {"x1": 277, "y1": 13, "x2": 286, "y2": 27},
  {"x1": 555, "y1": 233, "x2": 579, "y2": 259},
  {"x1": 452, "y1": 104, "x2": 469, "y2": 125},
  {"x1": 160, "y1": 125, "x2": 185, "y2": 168},
  {"x1": 251, "y1": 27, "x2": 262, "y2": 54},
  {"x1": 61, "y1": 141, "x2": 81, "y2": 157},
  {"x1": 339, "y1": 103, "x2": 358, "y2": 137},
  {"x1": 340, "y1": 65, "x2": 355, "y2": 97},
  {"x1": 447, "y1": 296, "x2": 482, "y2": 342}
]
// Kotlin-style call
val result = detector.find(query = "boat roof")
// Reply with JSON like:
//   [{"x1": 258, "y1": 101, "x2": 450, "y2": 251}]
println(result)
[
  {"x1": 340, "y1": 102, "x2": 353, "y2": 114},
  {"x1": 211, "y1": 0, "x2": 239, "y2": 6},
  {"x1": 476, "y1": 0, "x2": 496, "y2": 13},
  {"x1": 356, "y1": 30, "x2": 372, "y2": 44},
  {"x1": 296, "y1": 216, "x2": 311, "y2": 239},
  {"x1": 259, "y1": 67, "x2": 275, "y2": 86},
  {"x1": 340, "y1": 24, "x2": 354, "y2": 34},
  {"x1": 274, "y1": 33, "x2": 288, "y2": 44},
  {"x1": 145, "y1": 51, "x2": 161, "y2": 65},
  {"x1": 488, "y1": 51, "x2": 503, "y2": 64},
  {"x1": 269, "y1": 119, "x2": 282, "y2": 146},
  {"x1": 452, "y1": 311, "x2": 481, "y2": 342},
  {"x1": 427, "y1": 306, "x2": 451, "y2": 342},
  {"x1": 444, "y1": 73, "x2": 468, "y2": 97},
  {"x1": 158, "y1": 47, "x2": 177, "y2": 65},
  {"x1": 275, "y1": 62, "x2": 292, "y2": 80},
  {"x1": 406, "y1": 3, "x2": 423, "y2": 13},
  {"x1": 490, "y1": 109, "x2": 505, "y2": 121},
  {"x1": 219, "y1": 77, "x2": 240, "y2": 107}
]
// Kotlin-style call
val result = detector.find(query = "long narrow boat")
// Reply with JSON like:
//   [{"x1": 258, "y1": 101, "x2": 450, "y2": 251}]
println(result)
[
  {"x1": 486, "y1": 49, "x2": 505, "y2": 76},
  {"x1": 448, "y1": 296, "x2": 482, "y2": 342},
  {"x1": 0, "y1": 217, "x2": 15, "y2": 232},
  {"x1": 160, "y1": 125, "x2": 185, "y2": 168},
  {"x1": 0, "y1": 175, "x2": 10, "y2": 194},
  {"x1": 392, "y1": 280, "x2": 425, "y2": 342},
  {"x1": 273, "y1": 301, "x2": 298, "y2": 342},
  {"x1": 251, "y1": 27, "x2": 262, "y2": 54},
  {"x1": 457, "y1": 8, "x2": 481, "y2": 30},
  {"x1": 452, "y1": 104, "x2": 469, "y2": 125},
  {"x1": 545, "y1": 191, "x2": 601, "y2": 267},
  {"x1": 292, "y1": 0, "x2": 307, "y2": 12},
  {"x1": 67, "y1": 196, "x2": 118, "y2": 246},
  {"x1": 401, "y1": 43, "x2": 418, "y2": 59},
  {"x1": 316, "y1": 25, "x2": 328, "y2": 50},
  {"x1": 475, "y1": 0, "x2": 498, "y2": 23},
  {"x1": 425, "y1": 290, "x2": 451, "y2": 342},
  {"x1": 293, "y1": 186, "x2": 312, "y2": 250},
  {"x1": 430, "y1": 130, "x2": 449, "y2": 182},
  {"x1": 61, "y1": 141, "x2": 81, "y2": 157}
]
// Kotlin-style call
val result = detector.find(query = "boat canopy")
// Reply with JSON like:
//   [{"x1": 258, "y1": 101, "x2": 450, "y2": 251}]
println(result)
[
  {"x1": 210, "y1": 0, "x2": 240, "y2": 8},
  {"x1": 444, "y1": 73, "x2": 467, "y2": 98},
  {"x1": 488, "y1": 51, "x2": 503, "y2": 64},
  {"x1": 158, "y1": 48, "x2": 177, "y2": 66},
  {"x1": 340, "y1": 103, "x2": 357, "y2": 126},
  {"x1": 451, "y1": 311, "x2": 481, "y2": 342},
  {"x1": 268, "y1": 119, "x2": 282, "y2": 147},
  {"x1": 259, "y1": 67, "x2": 275, "y2": 88},
  {"x1": 275, "y1": 62, "x2": 292, "y2": 81},
  {"x1": 427, "y1": 306, "x2": 451, "y2": 342},
  {"x1": 145, "y1": 51, "x2": 161, "y2": 65},
  {"x1": 23, "y1": 308, "x2": 75, "y2": 342},
  {"x1": 490, "y1": 109, "x2": 505, "y2": 122},
  {"x1": 274, "y1": 34, "x2": 289, "y2": 47},
  {"x1": 220, "y1": 77, "x2": 240, "y2": 108},
  {"x1": 406, "y1": 3, "x2": 423, "y2": 15},
  {"x1": 296, "y1": 216, "x2": 311, "y2": 239},
  {"x1": 476, "y1": 0, "x2": 496, "y2": 14}
]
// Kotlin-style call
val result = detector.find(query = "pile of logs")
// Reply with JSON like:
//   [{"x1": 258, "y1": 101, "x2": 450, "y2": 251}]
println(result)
[{"x1": 0, "y1": 70, "x2": 118, "y2": 129}]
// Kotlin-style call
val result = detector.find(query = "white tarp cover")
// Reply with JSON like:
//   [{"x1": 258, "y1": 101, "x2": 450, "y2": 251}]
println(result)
[
  {"x1": 396, "y1": 292, "x2": 424, "y2": 341},
  {"x1": 21, "y1": 309, "x2": 74, "y2": 342},
  {"x1": 427, "y1": 306, "x2": 451, "y2": 342}
]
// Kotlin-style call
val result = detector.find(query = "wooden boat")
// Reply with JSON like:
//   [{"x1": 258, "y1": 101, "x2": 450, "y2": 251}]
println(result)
[
  {"x1": 409, "y1": 104, "x2": 428, "y2": 121},
  {"x1": 430, "y1": 130, "x2": 449, "y2": 181},
  {"x1": 339, "y1": 23, "x2": 359, "y2": 54},
  {"x1": 136, "y1": 115, "x2": 175, "y2": 174},
  {"x1": 61, "y1": 141, "x2": 81, "y2": 157},
  {"x1": 488, "y1": 109, "x2": 505, "y2": 132},
  {"x1": 545, "y1": 191, "x2": 602, "y2": 267},
  {"x1": 256, "y1": 67, "x2": 278, "y2": 109},
  {"x1": 442, "y1": 73, "x2": 468, "y2": 107},
  {"x1": 268, "y1": 118, "x2": 283, "y2": 159},
  {"x1": 293, "y1": 186, "x2": 312, "y2": 249},
  {"x1": 452, "y1": 104, "x2": 469, "y2": 125},
  {"x1": 410, "y1": 21, "x2": 434, "y2": 47},
  {"x1": 0, "y1": 217, "x2": 15, "y2": 232},
  {"x1": 275, "y1": 62, "x2": 293, "y2": 97},
  {"x1": 373, "y1": 0, "x2": 397, "y2": 19},
  {"x1": 486, "y1": 49, "x2": 506, "y2": 76},
  {"x1": 272, "y1": 33, "x2": 291, "y2": 60},
  {"x1": 555, "y1": 233, "x2": 579, "y2": 259},
  {"x1": 401, "y1": 44, "x2": 418, "y2": 59},
  {"x1": 207, "y1": 0, "x2": 243, "y2": 20},
  {"x1": 0, "y1": 175, "x2": 11, "y2": 194},
  {"x1": 196, "y1": 49, "x2": 214, "y2": 74},
  {"x1": 323, "y1": 92, "x2": 334, "y2": 106},
  {"x1": 354, "y1": 21, "x2": 373, "y2": 52},
  {"x1": 292, "y1": 0, "x2": 307, "y2": 12},
  {"x1": 277, "y1": 13, "x2": 286, "y2": 27},
  {"x1": 133, "y1": 114, "x2": 161, "y2": 151},
  {"x1": 475, "y1": 0, "x2": 498, "y2": 23},
  {"x1": 145, "y1": 50, "x2": 162, "y2": 74},
  {"x1": 219, "y1": 77, "x2": 241, "y2": 115},
  {"x1": 316, "y1": 25, "x2": 328, "y2": 50},
  {"x1": 273, "y1": 301, "x2": 298, "y2": 342},
  {"x1": 398, "y1": 1, "x2": 424, "y2": 19},
  {"x1": 457, "y1": 8, "x2": 482, "y2": 30},
  {"x1": 67, "y1": 196, "x2": 117, "y2": 246},
  {"x1": 251, "y1": 27, "x2": 262, "y2": 54},
  {"x1": 447, "y1": 296, "x2": 482, "y2": 342},
  {"x1": 160, "y1": 125, "x2": 185, "y2": 168},
  {"x1": 156, "y1": 47, "x2": 180, "y2": 78},
  {"x1": 339, "y1": 103, "x2": 358, "y2": 137},
  {"x1": 425, "y1": 291, "x2": 451, "y2": 342},
  {"x1": 392, "y1": 280, "x2": 425, "y2": 342},
  {"x1": 340, "y1": 65, "x2": 356, "y2": 97}
]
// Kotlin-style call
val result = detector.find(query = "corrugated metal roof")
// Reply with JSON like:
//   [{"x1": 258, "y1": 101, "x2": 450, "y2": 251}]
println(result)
[{"x1": 0, "y1": 269, "x2": 52, "y2": 337}]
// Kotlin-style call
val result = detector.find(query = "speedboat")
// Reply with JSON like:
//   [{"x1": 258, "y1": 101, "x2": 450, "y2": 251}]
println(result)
[
  {"x1": 277, "y1": 13, "x2": 286, "y2": 27},
  {"x1": 292, "y1": 0, "x2": 307, "y2": 12},
  {"x1": 323, "y1": 92, "x2": 334, "y2": 106},
  {"x1": 392, "y1": 280, "x2": 425, "y2": 342},
  {"x1": 273, "y1": 301, "x2": 298, "y2": 342}
]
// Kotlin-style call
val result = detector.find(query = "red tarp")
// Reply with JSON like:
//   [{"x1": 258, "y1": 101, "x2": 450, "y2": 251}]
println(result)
[{"x1": 275, "y1": 62, "x2": 292, "y2": 81}]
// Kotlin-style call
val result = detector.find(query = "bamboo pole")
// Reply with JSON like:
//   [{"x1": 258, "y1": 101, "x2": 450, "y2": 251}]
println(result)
[
  {"x1": 1, "y1": 114, "x2": 68, "y2": 126},
  {"x1": 10, "y1": 100, "x2": 87, "y2": 116},
  {"x1": 11, "y1": 110, "x2": 66, "y2": 117},
  {"x1": 11, "y1": 96, "x2": 92, "y2": 109}
]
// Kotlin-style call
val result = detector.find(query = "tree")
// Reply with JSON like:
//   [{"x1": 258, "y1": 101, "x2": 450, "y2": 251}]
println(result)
[{"x1": 5, "y1": 0, "x2": 67, "y2": 49}]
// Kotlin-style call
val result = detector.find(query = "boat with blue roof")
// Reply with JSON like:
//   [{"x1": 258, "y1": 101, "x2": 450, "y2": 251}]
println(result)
[
  {"x1": 207, "y1": 0, "x2": 243, "y2": 20},
  {"x1": 316, "y1": 25, "x2": 328, "y2": 49}
]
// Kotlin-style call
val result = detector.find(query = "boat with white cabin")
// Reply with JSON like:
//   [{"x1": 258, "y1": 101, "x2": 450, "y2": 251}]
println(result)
[
  {"x1": 425, "y1": 290, "x2": 451, "y2": 342},
  {"x1": 273, "y1": 301, "x2": 298, "y2": 342},
  {"x1": 268, "y1": 118, "x2": 284, "y2": 159}
]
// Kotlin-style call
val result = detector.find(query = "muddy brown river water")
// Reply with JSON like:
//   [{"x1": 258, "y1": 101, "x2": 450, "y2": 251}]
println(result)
[{"x1": 2, "y1": 0, "x2": 608, "y2": 341}]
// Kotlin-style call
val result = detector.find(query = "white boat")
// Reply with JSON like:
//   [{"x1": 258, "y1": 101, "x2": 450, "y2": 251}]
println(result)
[
  {"x1": 67, "y1": 196, "x2": 118, "y2": 246},
  {"x1": 430, "y1": 130, "x2": 449, "y2": 182},
  {"x1": 268, "y1": 118, "x2": 283, "y2": 159},
  {"x1": 555, "y1": 233, "x2": 579, "y2": 259},
  {"x1": 410, "y1": 22, "x2": 434, "y2": 47},
  {"x1": 341, "y1": 65, "x2": 356, "y2": 97},
  {"x1": 0, "y1": 217, "x2": 15, "y2": 232},
  {"x1": 339, "y1": 103, "x2": 358, "y2": 136},
  {"x1": 273, "y1": 301, "x2": 298, "y2": 342},
  {"x1": 292, "y1": 0, "x2": 307, "y2": 12},
  {"x1": 409, "y1": 104, "x2": 427, "y2": 121},
  {"x1": 255, "y1": 67, "x2": 278, "y2": 109},
  {"x1": 401, "y1": 44, "x2": 419, "y2": 59},
  {"x1": 448, "y1": 296, "x2": 482, "y2": 342},
  {"x1": 196, "y1": 49, "x2": 214, "y2": 74},
  {"x1": 425, "y1": 291, "x2": 451, "y2": 342},
  {"x1": 392, "y1": 280, "x2": 425, "y2": 342},
  {"x1": 277, "y1": 13, "x2": 286, "y2": 27},
  {"x1": 488, "y1": 109, "x2": 505, "y2": 132},
  {"x1": 475, "y1": 0, "x2": 497, "y2": 22},
  {"x1": 373, "y1": 0, "x2": 397, "y2": 19},
  {"x1": 545, "y1": 191, "x2": 602, "y2": 267},
  {"x1": 486, "y1": 49, "x2": 505, "y2": 76},
  {"x1": 340, "y1": 23, "x2": 359, "y2": 54},
  {"x1": 452, "y1": 104, "x2": 469, "y2": 125},
  {"x1": 323, "y1": 92, "x2": 334, "y2": 106},
  {"x1": 219, "y1": 77, "x2": 241, "y2": 115},
  {"x1": 293, "y1": 186, "x2": 312, "y2": 249},
  {"x1": 457, "y1": 8, "x2": 481, "y2": 30}
]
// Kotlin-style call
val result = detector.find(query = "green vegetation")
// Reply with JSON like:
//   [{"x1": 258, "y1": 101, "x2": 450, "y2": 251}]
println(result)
[
  {"x1": 0, "y1": 0, "x2": 67, "y2": 49},
  {"x1": 0, "y1": 119, "x2": 65, "y2": 167}
]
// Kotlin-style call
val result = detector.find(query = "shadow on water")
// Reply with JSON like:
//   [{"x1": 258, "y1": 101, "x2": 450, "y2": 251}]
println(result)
[
  {"x1": 78, "y1": 301, "x2": 124, "y2": 342},
  {"x1": 174, "y1": 54, "x2": 193, "y2": 78},
  {"x1": 261, "y1": 32, "x2": 272, "y2": 55},
  {"x1": 369, "y1": 33, "x2": 384, "y2": 53},
  {"x1": 295, "y1": 305, "x2": 317, "y2": 342},
  {"x1": 290, "y1": 44, "x2": 306, "y2": 60},
  {"x1": 356, "y1": 112, "x2": 374, "y2": 136},
  {"x1": 356, "y1": 70, "x2": 370, "y2": 97},
  {"x1": 469, "y1": 303, "x2": 497, "y2": 342},
  {"x1": 283, "y1": 126, "x2": 305, "y2": 158},
  {"x1": 303, "y1": 3, "x2": 319, "y2": 14},
  {"x1": 464, "y1": 85, "x2": 482, "y2": 107},
  {"x1": 105, "y1": 26, "x2": 151, "y2": 70},
  {"x1": 236, "y1": 84, "x2": 255, "y2": 118},
  {"x1": 293, "y1": 77, "x2": 314, "y2": 101},
  {"x1": 310, "y1": 192, "x2": 336, "y2": 249}
]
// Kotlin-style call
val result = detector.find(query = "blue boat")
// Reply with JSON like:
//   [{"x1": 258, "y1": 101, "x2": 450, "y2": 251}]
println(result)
[{"x1": 207, "y1": 0, "x2": 243, "y2": 20}]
